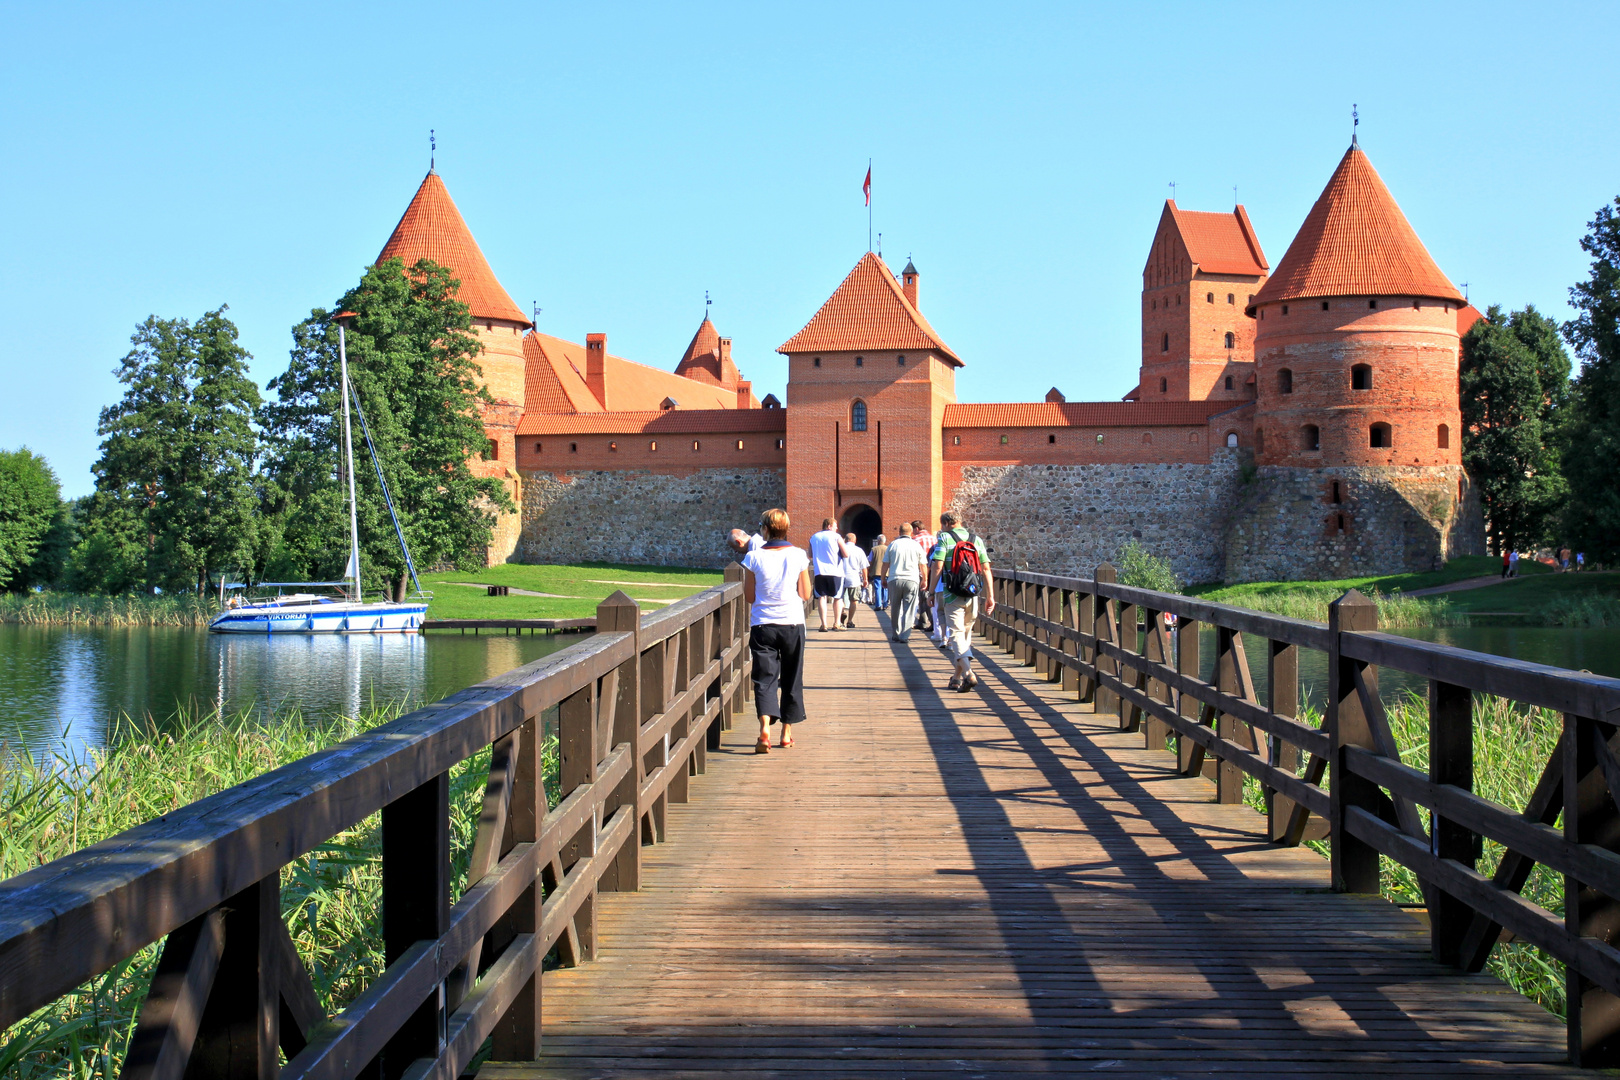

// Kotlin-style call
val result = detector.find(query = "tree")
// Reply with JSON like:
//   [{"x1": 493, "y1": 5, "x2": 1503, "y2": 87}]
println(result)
[
  {"x1": 76, "y1": 309, "x2": 262, "y2": 593},
  {"x1": 0, "y1": 448, "x2": 67, "y2": 591},
  {"x1": 262, "y1": 257, "x2": 512, "y2": 591},
  {"x1": 1459, "y1": 305, "x2": 1570, "y2": 553},
  {"x1": 1561, "y1": 197, "x2": 1620, "y2": 561}
]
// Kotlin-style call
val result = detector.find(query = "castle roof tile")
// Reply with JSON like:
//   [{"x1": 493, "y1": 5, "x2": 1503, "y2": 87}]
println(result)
[
  {"x1": 377, "y1": 172, "x2": 531, "y2": 326},
  {"x1": 1166, "y1": 202, "x2": 1269, "y2": 277},
  {"x1": 778, "y1": 252, "x2": 961, "y2": 364},
  {"x1": 517, "y1": 409, "x2": 786, "y2": 435},
  {"x1": 1248, "y1": 146, "x2": 1464, "y2": 313},
  {"x1": 522, "y1": 331, "x2": 747, "y2": 415}
]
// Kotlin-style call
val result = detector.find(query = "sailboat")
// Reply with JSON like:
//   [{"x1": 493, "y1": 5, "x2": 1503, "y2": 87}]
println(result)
[{"x1": 209, "y1": 325, "x2": 431, "y2": 635}]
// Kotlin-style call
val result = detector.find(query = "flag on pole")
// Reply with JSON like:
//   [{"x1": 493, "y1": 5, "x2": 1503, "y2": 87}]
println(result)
[{"x1": 863, "y1": 165, "x2": 871, "y2": 207}]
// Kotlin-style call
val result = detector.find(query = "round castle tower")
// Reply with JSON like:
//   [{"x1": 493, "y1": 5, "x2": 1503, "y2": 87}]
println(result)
[
  {"x1": 1223, "y1": 143, "x2": 1482, "y2": 580},
  {"x1": 1247, "y1": 144, "x2": 1464, "y2": 469}
]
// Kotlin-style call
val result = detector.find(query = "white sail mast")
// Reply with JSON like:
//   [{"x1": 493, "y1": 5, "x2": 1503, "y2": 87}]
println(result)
[{"x1": 338, "y1": 323, "x2": 362, "y2": 602}]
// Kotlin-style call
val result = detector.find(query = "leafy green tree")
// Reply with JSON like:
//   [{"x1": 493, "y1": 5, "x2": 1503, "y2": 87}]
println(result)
[
  {"x1": 262, "y1": 257, "x2": 512, "y2": 592},
  {"x1": 1117, "y1": 539, "x2": 1181, "y2": 593},
  {"x1": 76, "y1": 308, "x2": 262, "y2": 593},
  {"x1": 1561, "y1": 197, "x2": 1620, "y2": 561},
  {"x1": 0, "y1": 448, "x2": 66, "y2": 591},
  {"x1": 1459, "y1": 305, "x2": 1571, "y2": 553}
]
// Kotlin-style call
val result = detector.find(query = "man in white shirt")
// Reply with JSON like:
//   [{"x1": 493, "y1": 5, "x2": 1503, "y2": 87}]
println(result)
[
  {"x1": 728, "y1": 527, "x2": 765, "y2": 557},
  {"x1": 883, "y1": 522, "x2": 927, "y2": 642},
  {"x1": 839, "y1": 533, "x2": 870, "y2": 628},
  {"x1": 807, "y1": 518, "x2": 852, "y2": 631}
]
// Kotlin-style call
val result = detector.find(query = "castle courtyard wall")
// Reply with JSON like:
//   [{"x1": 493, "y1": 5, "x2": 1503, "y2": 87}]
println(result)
[{"x1": 516, "y1": 467, "x2": 787, "y2": 569}]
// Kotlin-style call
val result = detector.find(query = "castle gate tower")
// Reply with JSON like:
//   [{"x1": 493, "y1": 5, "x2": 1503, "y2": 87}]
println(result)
[
  {"x1": 1225, "y1": 142, "x2": 1481, "y2": 580},
  {"x1": 376, "y1": 171, "x2": 533, "y2": 563},
  {"x1": 779, "y1": 254, "x2": 961, "y2": 548},
  {"x1": 1138, "y1": 202, "x2": 1269, "y2": 403}
]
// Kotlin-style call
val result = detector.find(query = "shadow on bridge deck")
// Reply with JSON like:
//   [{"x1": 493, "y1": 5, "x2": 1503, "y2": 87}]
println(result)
[{"x1": 484, "y1": 609, "x2": 1573, "y2": 1078}]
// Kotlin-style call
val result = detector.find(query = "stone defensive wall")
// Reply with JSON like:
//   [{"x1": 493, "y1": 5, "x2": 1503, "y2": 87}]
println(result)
[
  {"x1": 514, "y1": 409, "x2": 788, "y2": 568},
  {"x1": 1221, "y1": 464, "x2": 1484, "y2": 583}
]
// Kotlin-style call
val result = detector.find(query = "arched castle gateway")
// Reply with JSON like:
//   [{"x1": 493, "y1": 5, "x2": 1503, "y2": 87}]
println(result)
[{"x1": 369, "y1": 144, "x2": 1482, "y2": 582}]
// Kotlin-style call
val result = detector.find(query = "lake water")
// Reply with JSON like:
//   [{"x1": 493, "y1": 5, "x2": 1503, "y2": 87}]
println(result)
[{"x1": 0, "y1": 626, "x2": 581, "y2": 760}]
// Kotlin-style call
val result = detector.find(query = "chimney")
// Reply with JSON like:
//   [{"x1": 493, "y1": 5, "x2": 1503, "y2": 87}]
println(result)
[
  {"x1": 718, "y1": 337, "x2": 739, "y2": 385},
  {"x1": 736, "y1": 379, "x2": 753, "y2": 409},
  {"x1": 901, "y1": 259, "x2": 920, "y2": 310},
  {"x1": 1045, "y1": 387, "x2": 1066, "y2": 403},
  {"x1": 585, "y1": 333, "x2": 607, "y2": 409}
]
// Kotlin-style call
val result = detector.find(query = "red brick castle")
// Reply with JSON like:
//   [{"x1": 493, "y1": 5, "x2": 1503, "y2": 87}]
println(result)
[{"x1": 368, "y1": 142, "x2": 1483, "y2": 582}]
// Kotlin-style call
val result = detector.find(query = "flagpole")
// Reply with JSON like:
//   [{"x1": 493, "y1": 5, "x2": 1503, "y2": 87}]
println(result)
[{"x1": 867, "y1": 158, "x2": 872, "y2": 252}]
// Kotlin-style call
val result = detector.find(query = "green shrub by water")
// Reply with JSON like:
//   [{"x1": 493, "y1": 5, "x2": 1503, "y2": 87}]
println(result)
[
  {"x1": 0, "y1": 704, "x2": 559, "y2": 1079},
  {"x1": 0, "y1": 592, "x2": 216, "y2": 627},
  {"x1": 1208, "y1": 583, "x2": 1464, "y2": 627},
  {"x1": 1243, "y1": 692, "x2": 1565, "y2": 1016}
]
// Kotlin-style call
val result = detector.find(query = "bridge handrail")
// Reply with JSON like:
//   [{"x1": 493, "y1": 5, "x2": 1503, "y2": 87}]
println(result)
[
  {"x1": 982, "y1": 563, "x2": 1620, "y2": 1066},
  {"x1": 0, "y1": 567, "x2": 752, "y2": 1080}
]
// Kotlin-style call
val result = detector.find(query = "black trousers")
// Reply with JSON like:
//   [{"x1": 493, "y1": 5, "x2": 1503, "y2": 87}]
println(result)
[{"x1": 750, "y1": 623, "x2": 807, "y2": 724}]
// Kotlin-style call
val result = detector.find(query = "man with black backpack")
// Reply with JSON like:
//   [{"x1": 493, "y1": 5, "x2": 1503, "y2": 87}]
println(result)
[{"x1": 926, "y1": 511, "x2": 995, "y2": 692}]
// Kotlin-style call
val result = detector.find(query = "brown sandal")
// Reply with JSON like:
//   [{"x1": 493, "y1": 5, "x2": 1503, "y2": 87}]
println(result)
[
  {"x1": 780, "y1": 736, "x2": 795, "y2": 749},
  {"x1": 755, "y1": 736, "x2": 772, "y2": 754}
]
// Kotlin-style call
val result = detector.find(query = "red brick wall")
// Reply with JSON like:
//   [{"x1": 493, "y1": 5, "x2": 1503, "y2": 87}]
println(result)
[
  {"x1": 1252, "y1": 296, "x2": 1463, "y2": 469},
  {"x1": 784, "y1": 348, "x2": 953, "y2": 547},
  {"x1": 516, "y1": 429, "x2": 785, "y2": 476}
]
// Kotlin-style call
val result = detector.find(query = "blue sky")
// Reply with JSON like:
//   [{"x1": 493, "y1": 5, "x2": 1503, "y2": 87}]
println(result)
[{"x1": 4, "y1": 1, "x2": 1615, "y2": 496}]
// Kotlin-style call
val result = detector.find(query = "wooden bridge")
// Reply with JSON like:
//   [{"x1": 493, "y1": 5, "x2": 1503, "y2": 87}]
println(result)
[{"x1": 5, "y1": 565, "x2": 1620, "y2": 1077}]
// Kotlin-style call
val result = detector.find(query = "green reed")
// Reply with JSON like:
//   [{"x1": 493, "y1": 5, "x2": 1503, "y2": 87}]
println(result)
[
  {"x1": 0, "y1": 702, "x2": 560, "y2": 1079},
  {"x1": 1243, "y1": 691, "x2": 1565, "y2": 1016},
  {"x1": 1213, "y1": 585, "x2": 1465, "y2": 627},
  {"x1": 0, "y1": 593, "x2": 217, "y2": 628}
]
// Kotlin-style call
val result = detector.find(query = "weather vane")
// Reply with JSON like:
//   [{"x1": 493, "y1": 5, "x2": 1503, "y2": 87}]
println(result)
[
  {"x1": 705, "y1": 290, "x2": 711, "y2": 319},
  {"x1": 430, "y1": 129, "x2": 436, "y2": 171},
  {"x1": 1169, "y1": 181, "x2": 1176, "y2": 201},
  {"x1": 1351, "y1": 105, "x2": 1358, "y2": 147},
  {"x1": 532, "y1": 301, "x2": 540, "y2": 325}
]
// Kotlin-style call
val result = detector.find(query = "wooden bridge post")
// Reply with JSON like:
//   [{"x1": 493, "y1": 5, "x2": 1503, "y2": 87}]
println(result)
[
  {"x1": 1093, "y1": 563, "x2": 1118, "y2": 718},
  {"x1": 1329, "y1": 590, "x2": 1381, "y2": 893},
  {"x1": 1267, "y1": 639, "x2": 1311, "y2": 842},
  {"x1": 725, "y1": 562, "x2": 750, "y2": 715},
  {"x1": 1426, "y1": 678, "x2": 1474, "y2": 967},
  {"x1": 1565, "y1": 711, "x2": 1620, "y2": 1065},
  {"x1": 669, "y1": 626, "x2": 693, "y2": 801},
  {"x1": 558, "y1": 680, "x2": 599, "y2": 962},
  {"x1": 379, "y1": 772, "x2": 450, "y2": 1078},
  {"x1": 1214, "y1": 628, "x2": 1245, "y2": 804},
  {"x1": 1176, "y1": 615, "x2": 1203, "y2": 776},
  {"x1": 1037, "y1": 583, "x2": 1055, "y2": 680},
  {"x1": 1014, "y1": 578, "x2": 1033, "y2": 666},
  {"x1": 1076, "y1": 583, "x2": 1096, "y2": 703},
  {"x1": 597, "y1": 591, "x2": 642, "y2": 893},
  {"x1": 1142, "y1": 610, "x2": 1169, "y2": 751},
  {"x1": 641, "y1": 636, "x2": 670, "y2": 844},
  {"x1": 489, "y1": 705, "x2": 545, "y2": 1061},
  {"x1": 1117, "y1": 593, "x2": 1139, "y2": 732},
  {"x1": 1000, "y1": 575, "x2": 1016, "y2": 654},
  {"x1": 1060, "y1": 589, "x2": 1080, "y2": 696}
]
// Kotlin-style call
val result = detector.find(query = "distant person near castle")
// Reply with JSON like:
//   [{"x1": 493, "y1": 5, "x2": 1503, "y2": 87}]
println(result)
[{"x1": 928, "y1": 512, "x2": 994, "y2": 692}]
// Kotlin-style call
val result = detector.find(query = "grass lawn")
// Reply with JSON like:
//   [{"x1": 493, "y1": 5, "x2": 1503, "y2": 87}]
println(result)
[
  {"x1": 1188, "y1": 554, "x2": 1549, "y2": 605},
  {"x1": 421, "y1": 561, "x2": 724, "y2": 621},
  {"x1": 1442, "y1": 569, "x2": 1620, "y2": 615}
]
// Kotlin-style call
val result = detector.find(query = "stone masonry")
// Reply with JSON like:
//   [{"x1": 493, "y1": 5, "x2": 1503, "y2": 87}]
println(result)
[
  {"x1": 518, "y1": 467, "x2": 786, "y2": 569},
  {"x1": 947, "y1": 450, "x2": 1248, "y2": 585}
]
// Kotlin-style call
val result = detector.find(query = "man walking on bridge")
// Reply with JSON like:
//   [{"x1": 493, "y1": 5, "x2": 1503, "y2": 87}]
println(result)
[
  {"x1": 809, "y1": 519, "x2": 853, "y2": 631},
  {"x1": 884, "y1": 522, "x2": 925, "y2": 642},
  {"x1": 928, "y1": 512, "x2": 994, "y2": 692}
]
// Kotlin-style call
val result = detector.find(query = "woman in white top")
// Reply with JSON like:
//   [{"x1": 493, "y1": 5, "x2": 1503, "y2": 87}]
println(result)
[{"x1": 740, "y1": 508, "x2": 813, "y2": 753}]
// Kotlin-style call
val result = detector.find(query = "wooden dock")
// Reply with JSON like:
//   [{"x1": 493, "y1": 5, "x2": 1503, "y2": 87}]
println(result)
[
  {"x1": 421, "y1": 617, "x2": 595, "y2": 634},
  {"x1": 487, "y1": 616, "x2": 1572, "y2": 1078}
]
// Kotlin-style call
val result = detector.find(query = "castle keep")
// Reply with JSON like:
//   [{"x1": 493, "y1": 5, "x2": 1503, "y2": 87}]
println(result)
[{"x1": 369, "y1": 143, "x2": 1483, "y2": 582}]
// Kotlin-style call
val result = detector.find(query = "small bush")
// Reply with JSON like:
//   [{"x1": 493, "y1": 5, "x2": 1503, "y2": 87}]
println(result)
[{"x1": 1116, "y1": 540, "x2": 1181, "y2": 594}]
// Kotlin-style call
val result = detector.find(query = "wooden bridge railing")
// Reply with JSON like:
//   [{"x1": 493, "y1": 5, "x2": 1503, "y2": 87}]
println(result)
[
  {"x1": 981, "y1": 564, "x2": 1620, "y2": 1067},
  {"x1": 0, "y1": 566, "x2": 751, "y2": 1080}
]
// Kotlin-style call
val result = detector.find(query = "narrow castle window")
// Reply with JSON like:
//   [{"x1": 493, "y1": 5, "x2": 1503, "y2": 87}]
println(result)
[
  {"x1": 897, "y1": 355, "x2": 906, "y2": 366},
  {"x1": 1282, "y1": 305, "x2": 1289, "y2": 315},
  {"x1": 1337, "y1": 514, "x2": 1347, "y2": 534},
  {"x1": 736, "y1": 440, "x2": 745, "y2": 450},
  {"x1": 1225, "y1": 332, "x2": 1235, "y2": 349},
  {"x1": 1331, "y1": 481, "x2": 1342, "y2": 503},
  {"x1": 485, "y1": 439, "x2": 498, "y2": 460},
  {"x1": 649, "y1": 441, "x2": 657, "y2": 451},
  {"x1": 1303, "y1": 424, "x2": 1320, "y2": 451},
  {"x1": 569, "y1": 442, "x2": 577, "y2": 453},
  {"x1": 1159, "y1": 377, "x2": 1168, "y2": 392},
  {"x1": 1142, "y1": 433, "x2": 1153, "y2": 445},
  {"x1": 851, "y1": 400, "x2": 868, "y2": 432},
  {"x1": 1413, "y1": 299, "x2": 1421, "y2": 309},
  {"x1": 1226, "y1": 432, "x2": 1238, "y2": 448},
  {"x1": 1000, "y1": 434, "x2": 1009, "y2": 445},
  {"x1": 1278, "y1": 368, "x2": 1293, "y2": 394},
  {"x1": 813, "y1": 357, "x2": 821, "y2": 367},
  {"x1": 1176, "y1": 294, "x2": 1181, "y2": 305},
  {"x1": 1352, "y1": 364, "x2": 1373, "y2": 390},
  {"x1": 1097, "y1": 433, "x2": 1105, "y2": 444},
  {"x1": 1161, "y1": 332, "x2": 1170, "y2": 353},
  {"x1": 953, "y1": 435, "x2": 961, "y2": 445},
  {"x1": 609, "y1": 441, "x2": 618, "y2": 452},
  {"x1": 693, "y1": 440, "x2": 701, "y2": 451},
  {"x1": 1224, "y1": 375, "x2": 1234, "y2": 390},
  {"x1": 1151, "y1": 299, "x2": 1156, "y2": 310},
  {"x1": 1247, "y1": 294, "x2": 1254, "y2": 305},
  {"x1": 855, "y1": 355, "x2": 864, "y2": 367},
  {"x1": 1048, "y1": 434, "x2": 1056, "y2": 444},
  {"x1": 1322, "y1": 301, "x2": 1329, "y2": 310},
  {"x1": 1438, "y1": 424, "x2": 1450, "y2": 449},
  {"x1": 1369, "y1": 299, "x2": 1379, "y2": 309},
  {"x1": 1227, "y1": 293, "x2": 1235, "y2": 304},
  {"x1": 1370, "y1": 423, "x2": 1392, "y2": 449},
  {"x1": 1207, "y1": 292, "x2": 1214, "y2": 303},
  {"x1": 534, "y1": 441, "x2": 543, "y2": 453},
  {"x1": 776, "y1": 438, "x2": 785, "y2": 450}
]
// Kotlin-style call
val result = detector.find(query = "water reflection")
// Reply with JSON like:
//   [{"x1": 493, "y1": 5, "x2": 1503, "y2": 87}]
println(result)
[{"x1": 0, "y1": 626, "x2": 581, "y2": 759}]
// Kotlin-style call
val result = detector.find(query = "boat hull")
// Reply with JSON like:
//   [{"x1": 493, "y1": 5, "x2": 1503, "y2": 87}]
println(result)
[{"x1": 209, "y1": 603, "x2": 429, "y2": 635}]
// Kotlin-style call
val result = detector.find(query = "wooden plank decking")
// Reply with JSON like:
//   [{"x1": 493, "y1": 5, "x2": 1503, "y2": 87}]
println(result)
[{"x1": 484, "y1": 612, "x2": 1575, "y2": 1078}]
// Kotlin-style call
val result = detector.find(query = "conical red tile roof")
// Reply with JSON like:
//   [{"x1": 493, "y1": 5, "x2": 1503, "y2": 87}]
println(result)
[
  {"x1": 1248, "y1": 146, "x2": 1463, "y2": 313},
  {"x1": 376, "y1": 172, "x2": 531, "y2": 326},
  {"x1": 675, "y1": 317, "x2": 724, "y2": 384},
  {"x1": 777, "y1": 252, "x2": 960, "y2": 364}
]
